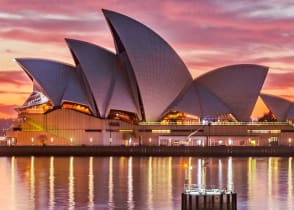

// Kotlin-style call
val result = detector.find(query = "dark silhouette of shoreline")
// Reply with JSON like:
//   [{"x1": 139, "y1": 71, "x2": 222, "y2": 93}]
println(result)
[{"x1": 1, "y1": 145, "x2": 294, "y2": 157}]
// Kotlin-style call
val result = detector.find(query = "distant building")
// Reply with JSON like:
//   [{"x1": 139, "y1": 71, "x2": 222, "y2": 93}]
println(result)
[{"x1": 6, "y1": 9, "x2": 294, "y2": 146}]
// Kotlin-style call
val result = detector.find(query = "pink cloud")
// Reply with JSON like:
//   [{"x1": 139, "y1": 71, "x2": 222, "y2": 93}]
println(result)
[
  {"x1": 263, "y1": 72, "x2": 294, "y2": 89},
  {"x1": 0, "y1": 104, "x2": 18, "y2": 119},
  {"x1": 0, "y1": 71, "x2": 31, "y2": 87},
  {"x1": 4, "y1": 49, "x2": 14, "y2": 54}
]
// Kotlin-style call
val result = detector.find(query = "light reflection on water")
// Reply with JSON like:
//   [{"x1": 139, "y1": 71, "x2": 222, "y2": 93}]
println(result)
[
  {"x1": 49, "y1": 156, "x2": 54, "y2": 210},
  {"x1": 288, "y1": 157, "x2": 292, "y2": 210},
  {"x1": 88, "y1": 156, "x2": 94, "y2": 210},
  {"x1": 0, "y1": 156, "x2": 293, "y2": 210}
]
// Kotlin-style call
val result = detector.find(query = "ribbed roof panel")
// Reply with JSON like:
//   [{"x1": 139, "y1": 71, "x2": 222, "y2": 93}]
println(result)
[
  {"x1": 66, "y1": 39, "x2": 116, "y2": 117},
  {"x1": 260, "y1": 94, "x2": 291, "y2": 121},
  {"x1": 103, "y1": 9, "x2": 193, "y2": 121},
  {"x1": 16, "y1": 58, "x2": 73, "y2": 106},
  {"x1": 196, "y1": 64, "x2": 268, "y2": 121}
]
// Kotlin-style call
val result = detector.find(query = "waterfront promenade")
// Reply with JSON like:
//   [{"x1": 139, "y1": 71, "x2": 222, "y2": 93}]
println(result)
[{"x1": 0, "y1": 145, "x2": 294, "y2": 156}]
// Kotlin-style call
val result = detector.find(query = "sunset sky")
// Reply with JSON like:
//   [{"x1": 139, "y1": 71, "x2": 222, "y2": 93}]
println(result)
[{"x1": 0, "y1": 0, "x2": 294, "y2": 119}]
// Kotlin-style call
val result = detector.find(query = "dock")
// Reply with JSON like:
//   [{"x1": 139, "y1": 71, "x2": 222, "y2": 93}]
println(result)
[{"x1": 182, "y1": 184, "x2": 237, "y2": 210}]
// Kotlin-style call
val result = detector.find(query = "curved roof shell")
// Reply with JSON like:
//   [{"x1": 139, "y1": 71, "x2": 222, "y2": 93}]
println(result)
[
  {"x1": 287, "y1": 104, "x2": 294, "y2": 120},
  {"x1": 171, "y1": 83, "x2": 230, "y2": 118},
  {"x1": 196, "y1": 64, "x2": 268, "y2": 121},
  {"x1": 16, "y1": 58, "x2": 92, "y2": 111},
  {"x1": 260, "y1": 94, "x2": 291, "y2": 121},
  {"x1": 66, "y1": 38, "x2": 140, "y2": 118},
  {"x1": 66, "y1": 39, "x2": 117, "y2": 117},
  {"x1": 103, "y1": 9, "x2": 193, "y2": 121}
]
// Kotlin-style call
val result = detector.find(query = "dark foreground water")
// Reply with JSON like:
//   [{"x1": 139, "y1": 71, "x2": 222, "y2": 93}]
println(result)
[{"x1": 0, "y1": 156, "x2": 293, "y2": 210}]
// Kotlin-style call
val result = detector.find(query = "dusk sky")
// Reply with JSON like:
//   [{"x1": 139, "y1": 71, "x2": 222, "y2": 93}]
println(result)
[{"x1": 0, "y1": 0, "x2": 294, "y2": 119}]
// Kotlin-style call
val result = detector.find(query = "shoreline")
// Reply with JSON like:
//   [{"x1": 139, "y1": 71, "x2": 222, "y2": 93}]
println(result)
[{"x1": 0, "y1": 145, "x2": 294, "y2": 157}]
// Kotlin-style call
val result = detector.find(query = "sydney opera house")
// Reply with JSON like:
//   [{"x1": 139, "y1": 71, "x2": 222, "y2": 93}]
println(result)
[{"x1": 5, "y1": 9, "x2": 294, "y2": 146}]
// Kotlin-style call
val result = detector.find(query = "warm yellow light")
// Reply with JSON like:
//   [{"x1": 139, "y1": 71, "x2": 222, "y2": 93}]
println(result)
[
  {"x1": 250, "y1": 140, "x2": 256, "y2": 145},
  {"x1": 152, "y1": 129, "x2": 171, "y2": 133},
  {"x1": 119, "y1": 129, "x2": 133, "y2": 132},
  {"x1": 62, "y1": 103, "x2": 91, "y2": 114},
  {"x1": 128, "y1": 138, "x2": 132, "y2": 145},
  {"x1": 183, "y1": 163, "x2": 188, "y2": 168},
  {"x1": 248, "y1": 130, "x2": 281, "y2": 134}
]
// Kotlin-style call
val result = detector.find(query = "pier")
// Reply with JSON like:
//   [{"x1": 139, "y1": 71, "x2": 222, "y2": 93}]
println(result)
[{"x1": 182, "y1": 184, "x2": 237, "y2": 210}]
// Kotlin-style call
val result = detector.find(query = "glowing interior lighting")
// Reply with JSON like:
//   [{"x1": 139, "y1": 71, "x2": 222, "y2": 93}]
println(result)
[
  {"x1": 228, "y1": 138, "x2": 232, "y2": 145},
  {"x1": 151, "y1": 129, "x2": 171, "y2": 133},
  {"x1": 248, "y1": 129, "x2": 281, "y2": 134},
  {"x1": 289, "y1": 138, "x2": 292, "y2": 143},
  {"x1": 31, "y1": 137, "x2": 34, "y2": 144},
  {"x1": 50, "y1": 137, "x2": 54, "y2": 143},
  {"x1": 119, "y1": 129, "x2": 133, "y2": 132},
  {"x1": 90, "y1": 137, "x2": 93, "y2": 143}
]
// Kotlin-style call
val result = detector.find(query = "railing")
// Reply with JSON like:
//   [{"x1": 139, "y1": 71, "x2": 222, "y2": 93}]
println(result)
[
  {"x1": 139, "y1": 121, "x2": 291, "y2": 126},
  {"x1": 184, "y1": 183, "x2": 235, "y2": 194}
]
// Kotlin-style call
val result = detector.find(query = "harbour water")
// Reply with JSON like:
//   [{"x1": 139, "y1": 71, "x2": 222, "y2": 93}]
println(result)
[{"x1": 0, "y1": 156, "x2": 293, "y2": 210}]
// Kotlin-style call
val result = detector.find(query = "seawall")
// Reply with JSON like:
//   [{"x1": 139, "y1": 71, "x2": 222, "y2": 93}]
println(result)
[{"x1": 0, "y1": 146, "x2": 294, "y2": 157}]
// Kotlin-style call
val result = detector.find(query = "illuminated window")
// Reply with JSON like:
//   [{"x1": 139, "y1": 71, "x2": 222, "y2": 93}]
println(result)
[
  {"x1": 62, "y1": 102, "x2": 91, "y2": 114},
  {"x1": 248, "y1": 130, "x2": 281, "y2": 134},
  {"x1": 160, "y1": 110, "x2": 199, "y2": 124},
  {"x1": 108, "y1": 110, "x2": 138, "y2": 124},
  {"x1": 16, "y1": 91, "x2": 53, "y2": 114},
  {"x1": 249, "y1": 140, "x2": 256, "y2": 146},
  {"x1": 152, "y1": 129, "x2": 171, "y2": 134}
]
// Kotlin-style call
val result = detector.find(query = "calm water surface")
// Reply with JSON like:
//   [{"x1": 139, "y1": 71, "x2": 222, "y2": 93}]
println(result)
[{"x1": 0, "y1": 156, "x2": 293, "y2": 210}]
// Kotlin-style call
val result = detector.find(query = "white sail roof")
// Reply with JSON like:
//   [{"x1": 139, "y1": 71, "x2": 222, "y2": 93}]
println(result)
[{"x1": 103, "y1": 9, "x2": 193, "y2": 121}]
